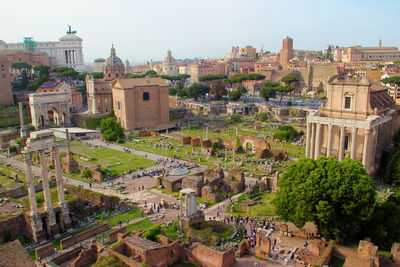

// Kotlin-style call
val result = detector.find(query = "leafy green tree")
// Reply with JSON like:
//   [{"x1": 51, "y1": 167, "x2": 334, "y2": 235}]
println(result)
[
  {"x1": 33, "y1": 64, "x2": 51, "y2": 77},
  {"x1": 211, "y1": 142, "x2": 220, "y2": 151},
  {"x1": 362, "y1": 196, "x2": 400, "y2": 250},
  {"x1": 274, "y1": 157, "x2": 376, "y2": 240},
  {"x1": 169, "y1": 88, "x2": 177, "y2": 96},
  {"x1": 224, "y1": 73, "x2": 265, "y2": 84},
  {"x1": 142, "y1": 225, "x2": 161, "y2": 241},
  {"x1": 177, "y1": 87, "x2": 188, "y2": 98},
  {"x1": 27, "y1": 74, "x2": 48, "y2": 91},
  {"x1": 258, "y1": 112, "x2": 269, "y2": 122},
  {"x1": 276, "y1": 85, "x2": 294, "y2": 105},
  {"x1": 384, "y1": 128, "x2": 400, "y2": 185},
  {"x1": 273, "y1": 125, "x2": 298, "y2": 141},
  {"x1": 228, "y1": 89, "x2": 242, "y2": 101},
  {"x1": 199, "y1": 74, "x2": 228, "y2": 82},
  {"x1": 260, "y1": 81, "x2": 279, "y2": 103},
  {"x1": 281, "y1": 75, "x2": 298, "y2": 86},
  {"x1": 230, "y1": 113, "x2": 241, "y2": 123},
  {"x1": 160, "y1": 74, "x2": 190, "y2": 87},
  {"x1": 99, "y1": 118, "x2": 124, "y2": 142},
  {"x1": 382, "y1": 76, "x2": 400, "y2": 86},
  {"x1": 237, "y1": 85, "x2": 247, "y2": 94},
  {"x1": 11, "y1": 62, "x2": 32, "y2": 89},
  {"x1": 187, "y1": 83, "x2": 209, "y2": 100},
  {"x1": 209, "y1": 79, "x2": 227, "y2": 99}
]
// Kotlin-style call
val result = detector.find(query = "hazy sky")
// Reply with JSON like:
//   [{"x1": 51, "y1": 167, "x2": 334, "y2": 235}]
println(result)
[{"x1": 1, "y1": 0, "x2": 399, "y2": 64}]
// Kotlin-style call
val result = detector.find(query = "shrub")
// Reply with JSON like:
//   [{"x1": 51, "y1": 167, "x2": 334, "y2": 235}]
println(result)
[
  {"x1": 258, "y1": 112, "x2": 269, "y2": 122},
  {"x1": 27, "y1": 125, "x2": 35, "y2": 131},
  {"x1": 82, "y1": 169, "x2": 92, "y2": 178},
  {"x1": 230, "y1": 113, "x2": 241, "y2": 123},
  {"x1": 142, "y1": 225, "x2": 161, "y2": 241},
  {"x1": 211, "y1": 142, "x2": 219, "y2": 151},
  {"x1": 8, "y1": 145, "x2": 17, "y2": 154}
]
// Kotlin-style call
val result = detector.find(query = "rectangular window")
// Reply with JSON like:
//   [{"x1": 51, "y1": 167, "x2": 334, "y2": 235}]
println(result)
[
  {"x1": 345, "y1": 97, "x2": 351, "y2": 109},
  {"x1": 344, "y1": 136, "x2": 349, "y2": 150},
  {"x1": 143, "y1": 92, "x2": 150, "y2": 101}
]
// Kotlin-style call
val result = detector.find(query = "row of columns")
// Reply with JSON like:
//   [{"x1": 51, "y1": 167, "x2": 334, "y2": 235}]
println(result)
[
  {"x1": 23, "y1": 146, "x2": 70, "y2": 242},
  {"x1": 306, "y1": 122, "x2": 373, "y2": 168},
  {"x1": 65, "y1": 50, "x2": 77, "y2": 64}
]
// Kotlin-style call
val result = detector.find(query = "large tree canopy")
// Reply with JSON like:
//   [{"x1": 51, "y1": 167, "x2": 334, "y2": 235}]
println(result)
[
  {"x1": 209, "y1": 79, "x2": 227, "y2": 99},
  {"x1": 274, "y1": 157, "x2": 376, "y2": 240},
  {"x1": 224, "y1": 73, "x2": 265, "y2": 84},
  {"x1": 99, "y1": 118, "x2": 124, "y2": 142},
  {"x1": 382, "y1": 76, "x2": 400, "y2": 85},
  {"x1": 187, "y1": 83, "x2": 209, "y2": 100},
  {"x1": 199, "y1": 74, "x2": 227, "y2": 82}
]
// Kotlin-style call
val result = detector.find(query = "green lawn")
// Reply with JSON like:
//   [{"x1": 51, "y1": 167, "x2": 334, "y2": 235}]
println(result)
[
  {"x1": 126, "y1": 219, "x2": 153, "y2": 232},
  {"x1": 85, "y1": 118, "x2": 104, "y2": 129},
  {"x1": 0, "y1": 163, "x2": 26, "y2": 190},
  {"x1": 98, "y1": 208, "x2": 142, "y2": 227},
  {"x1": 228, "y1": 189, "x2": 276, "y2": 217},
  {"x1": 68, "y1": 141, "x2": 154, "y2": 177}
]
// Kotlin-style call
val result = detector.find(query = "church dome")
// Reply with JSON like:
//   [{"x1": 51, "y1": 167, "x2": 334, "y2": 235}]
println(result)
[
  {"x1": 105, "y1": 45, "x2": 124, "y2": 68},
  {"x1": 104, "y1": 45, "x2": 125, "y2": 81},
  {"x1": 163, "y1": 50, "x2": 177, "y2": 66}
]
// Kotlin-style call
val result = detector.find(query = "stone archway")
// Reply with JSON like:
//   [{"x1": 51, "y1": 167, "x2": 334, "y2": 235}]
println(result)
[
  {"x1": 29, "y1": 91, "x2": 71, "y2": 129},
  {"x1": 243, "y1": 140, "x2": 255, "y2": 153}
]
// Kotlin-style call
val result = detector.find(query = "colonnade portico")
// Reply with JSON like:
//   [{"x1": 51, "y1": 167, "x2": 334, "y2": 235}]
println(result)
[
  {"x1": 23, "y1": 130, "x2": 71, "y2": 242},
  {"x1": 305, "y1": 111, "x2": 392, "y2": 173}
]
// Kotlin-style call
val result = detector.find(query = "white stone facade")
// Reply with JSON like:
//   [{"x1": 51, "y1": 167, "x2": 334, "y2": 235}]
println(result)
[{"x1": 0, "y1": 27, "x2": 85, "y2": 71}]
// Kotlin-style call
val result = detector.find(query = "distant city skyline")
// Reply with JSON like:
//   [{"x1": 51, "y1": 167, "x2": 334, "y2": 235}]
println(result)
[{"x1": 1, "y1": 0, "x2": 399, "y2": 64}]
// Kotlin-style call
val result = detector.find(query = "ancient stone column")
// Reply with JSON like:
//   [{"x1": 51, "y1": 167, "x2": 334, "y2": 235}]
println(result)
[
  {"x1": 351, "y1": 127, "x2": 358, "y2": 159},
  {"x1": 338, "y1": 126, "x2": 345, "y2": 161},
  {"x1": 65, "y1": 129, "x2": 71, "y2": 154},
  {"x1": 53, "y1": 146, "x2": 71, "y2": 231},
  {"x1": 314, "y1": 123, "x2": 322, "y2": 159},
  {"x1": 362, "y1": 129, "x2": 371, "y2": 168},
  {"x1": 39, "y1": 150, "x2": 56, "y2": 225},
  {"x1": 19, "y1": 102, "x2": 26, "y2": 138},
  {"x1": 24, "y1": 152, "x2": 43, "y2": 242},
  {"x1": 24, "y1": 153, "x2": 38, "y2": 215},
  {"x1": 310, "y1": 123, "x2": 315, "y2": 159},
  {"x1": 305, "y1": 122, "x2": 311, "y2": 158},
  {"x1": 326, "y1": 124, "x2": 333, "y2": 157},
  {"x1": 206, "y1": 127, "x2": 209, "y2": 139}
]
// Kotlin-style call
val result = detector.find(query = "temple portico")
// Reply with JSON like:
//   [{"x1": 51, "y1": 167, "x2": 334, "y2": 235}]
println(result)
[
  {"x1": 23, "y1": 130, "x2": 72, "y2": 242},
  {"x1": 305, "y1": 75, "x2": 398, "y2": 175}
]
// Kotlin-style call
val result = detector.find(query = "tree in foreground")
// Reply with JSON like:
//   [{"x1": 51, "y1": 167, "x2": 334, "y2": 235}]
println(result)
[
  {"x1": 260, "y1": 81, "x2": 279, "y2": 102},
  {"x1": 274, "y1": 157, "x2": 376, "y2": 240},
  {"x1": 99, "y1": 118, "x2": 124, "y2": 142},
  {"x1": 209, "y1": 79, "x2": 227, "y2": 99}
]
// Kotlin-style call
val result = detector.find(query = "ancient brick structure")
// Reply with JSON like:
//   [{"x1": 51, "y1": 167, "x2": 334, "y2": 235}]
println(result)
[
  {"x1": 191, "y1": 244, "x2": 236, "y2": 267},
  {"x1": 62, "y1": 129, "x2": 79, "y2": 173},
  {"x1": 255, "y1": 229, "x2": 271, "y2": 260},
  {"x1": 182, "y1": 176, "x2": 203, "y2": 196},
  {"x1": 202, "y1": 185, "x2": 221, "y2": 202},
  {"x1": 71, "y1": 240, "x2": 100, "y2": 267},
  {"x1": 60, "y1": 223, "x2": 109, "y2": 249},
  {"x1": 108, "y1": 226, "x2": 127, "y2": 243},
  {"x1": 35, "y1": 243, "x2": 55, "y2": 259},
  {"x1": 392, "y1": 243, "x2": 400, "y2": 266},
  {"x1": 343, "y1": 240, "x2": 380, "y2": 267}
]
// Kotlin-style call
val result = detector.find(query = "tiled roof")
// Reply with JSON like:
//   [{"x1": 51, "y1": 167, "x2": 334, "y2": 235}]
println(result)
[
  {"x1": 114, "y1": 77, "x2": 167, "y2": 89},
  {"x1": 126, "y1": 236, "x2": 165, "y2": 250},
  {"x1": 39, "y1": 81, "x2": 59, "y2": 88}
]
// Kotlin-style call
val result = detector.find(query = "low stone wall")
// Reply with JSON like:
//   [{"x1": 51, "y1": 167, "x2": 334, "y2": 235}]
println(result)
[
  {"x1": 108, "y1": 226, "x2": 126, "y2": 243},
  {"x1": 65, "y1": 185, "x2": 119, "y2": 211},
  {"x1": 51, "y1": 247, "x2": 83, "y2": 266},
  {"x1": 35, "y1": 243, "x2": 54, "y2": 259},
  {"x1": 0, "y1": 213, "x2": 33, "y2": 242},
  {"x1": 60, "y1": 223, "x2": 109, "y2": 250},
  {"x1": 70, "y1": 240, "x2": 98, "y2": 267},
  {"x1": 191, "y1": 244, "x2": 235, "y2": 267}
]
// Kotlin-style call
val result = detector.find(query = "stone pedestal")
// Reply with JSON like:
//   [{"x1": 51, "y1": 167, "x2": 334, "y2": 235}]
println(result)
[
  {"x1": 31, "y1": 213, "x2": 46, "y2": 243},
  {"x1": 62, "y1": 152, "x2": 79, "y2": 173}
]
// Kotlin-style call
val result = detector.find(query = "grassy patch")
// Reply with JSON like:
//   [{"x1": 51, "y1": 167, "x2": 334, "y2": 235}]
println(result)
[
  {"x1": 99, "y1": 208, "x2": 141, "y2": 227},
  {"x1": 126, "y1": 219, "x2": 153, "y2": 232},
  {"x1": 378, "y1": 250, "x2": 392, "y2": 259},
  {"x1": 68, "y1": 141, "x2": 154, "y2": 177}
]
